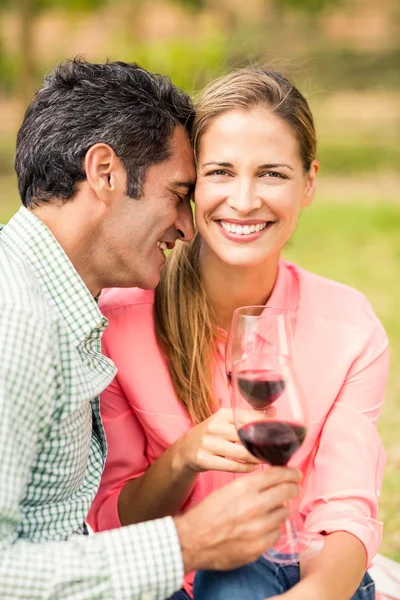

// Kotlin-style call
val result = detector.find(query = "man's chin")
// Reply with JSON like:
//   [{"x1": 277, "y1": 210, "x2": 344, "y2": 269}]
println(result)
[{"x1": 138, "y1": 270, "x2": 162, "y2": 290}]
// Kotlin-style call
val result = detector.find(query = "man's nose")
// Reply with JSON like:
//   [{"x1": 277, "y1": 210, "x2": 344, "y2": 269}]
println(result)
[{"x1": 176, "y1": 202, "x2": 195, "y2": 242}]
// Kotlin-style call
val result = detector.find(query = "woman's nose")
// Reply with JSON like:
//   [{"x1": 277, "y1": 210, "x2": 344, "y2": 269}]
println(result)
[{"x1": 227, "y1": 180, "x2": 262, "y2": 214}]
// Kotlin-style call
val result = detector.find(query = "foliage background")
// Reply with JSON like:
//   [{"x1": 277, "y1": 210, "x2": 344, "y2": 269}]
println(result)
[{"x1": 0, "y1": 0, "x2": 399, "y2": 560}]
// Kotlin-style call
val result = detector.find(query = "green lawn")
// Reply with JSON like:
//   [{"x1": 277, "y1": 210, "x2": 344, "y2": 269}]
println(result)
[
  {"x1": 1, "y1": 185, "x2": 400, "y2": 560},
  {"x1": 284, "y1": 200, "x2": 400, "y2": 560}
]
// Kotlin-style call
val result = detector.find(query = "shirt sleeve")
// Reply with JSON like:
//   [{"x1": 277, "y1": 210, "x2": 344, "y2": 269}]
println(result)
[
  {"x1": 87, "y1": 368, "x2": 150, "y2": 532},
  {"x1": 300, "y1": 299, "x2": 389, "y2": 566},
  {"x1": 0, "y1": 306, "x2": 183, "y2": 600}
]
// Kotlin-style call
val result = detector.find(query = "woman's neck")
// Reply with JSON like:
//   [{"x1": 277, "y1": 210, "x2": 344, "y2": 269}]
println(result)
[{"x1": 199, "y1": 242, "x2": 280, "y2": 332}]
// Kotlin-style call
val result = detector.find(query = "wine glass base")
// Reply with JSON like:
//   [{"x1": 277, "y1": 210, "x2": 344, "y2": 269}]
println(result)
[{"x1": 263, "y1": 531, "x2": 324, "y2": 565}]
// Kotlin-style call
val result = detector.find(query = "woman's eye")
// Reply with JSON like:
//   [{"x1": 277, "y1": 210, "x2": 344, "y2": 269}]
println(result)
[
  {"x1": 206, "y1": 169, "x2": 229, "y2": 176},
  {"x1": 262, "y1": 171, "x2": 287, "y2": 179}
]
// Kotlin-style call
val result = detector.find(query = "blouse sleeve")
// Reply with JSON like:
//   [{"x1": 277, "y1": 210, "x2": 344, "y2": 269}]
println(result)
[
  {"x1": 87, "y1": 349, "x2": 150, "y2": 532},
  {"x1": 300, "y1": 299, "x2": 389, "y2": 566}
]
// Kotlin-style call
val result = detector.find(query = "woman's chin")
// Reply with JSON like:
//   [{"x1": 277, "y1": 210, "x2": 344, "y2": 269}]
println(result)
[{"x1": 215, "y1": 250, "x2": 275, "y2": 268}]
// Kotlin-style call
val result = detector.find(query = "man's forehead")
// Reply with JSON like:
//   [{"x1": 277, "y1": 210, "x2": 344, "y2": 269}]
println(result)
[
  {"x1": 170, "y1": 127, "x2": 195, "y2": 162},
  {"x1": 168, "y1": 139, "x2": 196, "y2": 189},
  {"x1": 144, "y1": 126, "x2": 196, "y2": 189}
]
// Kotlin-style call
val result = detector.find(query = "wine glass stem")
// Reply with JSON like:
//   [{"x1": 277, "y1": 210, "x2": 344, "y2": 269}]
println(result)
[{"x1": 285, "y1": 500, "x2": 299, "y2": 556}]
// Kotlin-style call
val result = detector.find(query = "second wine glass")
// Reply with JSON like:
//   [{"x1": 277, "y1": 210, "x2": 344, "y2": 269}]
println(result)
[{"x1": 225, "y1": 305, "x2": 293, "y2": 385}]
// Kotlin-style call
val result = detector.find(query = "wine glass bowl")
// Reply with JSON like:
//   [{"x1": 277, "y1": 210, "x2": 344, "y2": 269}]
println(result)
[
  {"x1": 225, "y1": 306, "x2": 293, "y2": 386},
  {"x1": 236, "y1": 367, "x2": 286, "y2": 410}
]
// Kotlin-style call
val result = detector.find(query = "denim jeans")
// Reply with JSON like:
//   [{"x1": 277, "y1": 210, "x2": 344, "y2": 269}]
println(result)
[
  {"x1": 194, "y1": 557, "x2": 375, "y2": 599},
  {"x1": 168, "y1": 590, "x2": 191, "y2": 600}
]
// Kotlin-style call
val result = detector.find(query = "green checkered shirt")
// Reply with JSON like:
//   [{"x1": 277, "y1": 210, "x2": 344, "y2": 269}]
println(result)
[{"x1": 0, "y1": 207, "x2": 183, "y2": 599}]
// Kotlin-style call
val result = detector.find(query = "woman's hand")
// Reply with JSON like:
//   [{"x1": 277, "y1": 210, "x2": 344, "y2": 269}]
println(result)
[{"x1": 173, "y1": 407, "x2": 265, "y2": 474}]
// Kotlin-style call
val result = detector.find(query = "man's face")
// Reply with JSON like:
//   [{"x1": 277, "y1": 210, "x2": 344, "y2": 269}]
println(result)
[{"x1": 103, "y1": 126, "x2": 196, "y2": 289}]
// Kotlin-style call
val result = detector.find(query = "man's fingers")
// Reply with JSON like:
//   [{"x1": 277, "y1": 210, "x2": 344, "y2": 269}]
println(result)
[
  {"x1": 259, "y1": 481, "x2": 300, "y2": 511},
  {"x1": 255, "y1": 505, "x2": 289, "y2": 537},
  {"x1": 264, "y1": 505, "x2": 289, "y2": 528}
]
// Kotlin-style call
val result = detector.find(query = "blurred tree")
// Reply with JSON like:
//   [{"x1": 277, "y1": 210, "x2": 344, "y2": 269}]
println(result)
[
  {"x1": 171, "y1": 0, "x2": 206, "y2": 10},
  {"x1": 15, "y1": 0, "x2": 35, "y2": 112},
  {"x1": 1, "y1": 0, "x2": 107, "y2": 110},
  {"x1": 276, "y1": 0, "x2": 343, "y2": 12}
]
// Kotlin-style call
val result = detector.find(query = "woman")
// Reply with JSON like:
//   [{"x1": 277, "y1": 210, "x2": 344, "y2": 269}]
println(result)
[{"x1": 87, "y1": 69, "x2": 388, "y2": 600}]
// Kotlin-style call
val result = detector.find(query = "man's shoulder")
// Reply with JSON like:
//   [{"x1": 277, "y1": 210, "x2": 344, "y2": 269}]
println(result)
[{"x1": 0, "y1": 244, "x2": 56, "y2": 323}]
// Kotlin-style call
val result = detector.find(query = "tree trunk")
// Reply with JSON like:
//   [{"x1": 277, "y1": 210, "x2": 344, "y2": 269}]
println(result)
[{"x1": 16, "y1": 0, "x2": 35, "y2": 114}]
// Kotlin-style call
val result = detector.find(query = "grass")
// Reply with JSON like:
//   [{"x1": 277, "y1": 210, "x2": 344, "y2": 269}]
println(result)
[
  {"x1": 0, "y1": 176, "x2": 19, "y2": 221},
  {"x1": 1, "y1": 184, "x2": 400, "y2": 560},
  {"x1": 284, "y1": 200, "x2": 400, "y2": 561},
  {"x1": 318, "y1": 141, "x2": 400, "y2": 175}
]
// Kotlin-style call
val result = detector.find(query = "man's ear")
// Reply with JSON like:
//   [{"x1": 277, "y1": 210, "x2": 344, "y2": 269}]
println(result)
[
  {"x1": 84, "y1": 143, "x2": 125, "y2": 203},
  {"x1": 301, "y1": 160, "x2": 320, "y2": 208}
]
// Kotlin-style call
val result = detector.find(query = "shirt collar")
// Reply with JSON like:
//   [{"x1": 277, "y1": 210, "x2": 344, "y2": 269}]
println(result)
[
  {"x1": 0, "y1": 207, "x2": 107, "y2": 346},
  {"x1": 215, "y1": 259, "x2": 300, "y2": 357},
  {"x1": 252, "y1": 259, "x2": 299, "y2": 346},
  {"x1": 266, "y1": 259, "x2": 298, "y2": 311}
]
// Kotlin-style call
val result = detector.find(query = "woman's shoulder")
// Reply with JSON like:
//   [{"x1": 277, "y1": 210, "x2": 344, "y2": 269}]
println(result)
[
  {"x1": 284, "y1": 261, "x2": 379, "y2": 327},
  {"x1": 99, "y1": 287, "x2": 155, "y2": 315}
]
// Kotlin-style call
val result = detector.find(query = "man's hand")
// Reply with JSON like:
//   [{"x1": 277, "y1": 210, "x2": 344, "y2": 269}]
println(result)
[{"x1": 174, "y1": 467, "x2": 301, "y2": 573}]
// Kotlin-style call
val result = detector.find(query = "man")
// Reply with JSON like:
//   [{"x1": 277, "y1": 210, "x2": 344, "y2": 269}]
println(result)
[{"x1": 0, "y1": 59, "x2": 300, "y2": 599}]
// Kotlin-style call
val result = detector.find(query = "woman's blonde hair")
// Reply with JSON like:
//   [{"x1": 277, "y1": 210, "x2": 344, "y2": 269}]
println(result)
[{"x1": 155, "y1": 68, "x2": 317, "y2": 424}]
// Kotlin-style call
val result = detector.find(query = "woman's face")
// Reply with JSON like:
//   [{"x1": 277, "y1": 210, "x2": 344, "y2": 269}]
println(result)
[{"x1": 194, "y1": 107, "x2": 319, "y2": 267}]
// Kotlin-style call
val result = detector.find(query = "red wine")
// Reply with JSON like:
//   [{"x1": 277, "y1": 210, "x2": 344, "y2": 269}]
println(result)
[
  {"x1": 238, "y1": 420, "x2": 306, "y2": 465},
  {"x1": 237, "y1": 370, "x2": 285, "y2": 409}
]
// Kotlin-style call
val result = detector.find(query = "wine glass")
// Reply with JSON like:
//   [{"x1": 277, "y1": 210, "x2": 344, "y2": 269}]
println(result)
[
  {"x1": 225, "y1": 306, "x2": 293, "y2": 385},
  {"x1": 231, "y1": 352, "x2": 324, "y2": 564}
]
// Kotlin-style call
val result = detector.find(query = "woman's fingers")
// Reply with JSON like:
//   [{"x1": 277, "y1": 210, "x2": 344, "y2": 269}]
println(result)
[
  {"x1": 182, "y1": 407, "x2": 278, "y2": 473},
  {"x1": 203, "y1": 435, "x2": 261, "y2": 464},
  {"x1": 200, "y1": 454, "x2": 259, "y2": 473},
  {"x1": 207, "y1": 421, "x2": 241, "y2": 442},
  {"x1": 209, "y1": 408, "x2": 275, "y2": 441}
]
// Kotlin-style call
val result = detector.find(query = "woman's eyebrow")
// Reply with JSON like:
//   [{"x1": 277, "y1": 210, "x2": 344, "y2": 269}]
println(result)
[
  {"x1": 201, "y1": 161, "x2": 295, "y2": 171},
  {"x1": 258, "y1": 163, "x2": 295, "y2": 171},
  {"x1": 201, "y1": 161, "x2": 233, "y2": 168}
]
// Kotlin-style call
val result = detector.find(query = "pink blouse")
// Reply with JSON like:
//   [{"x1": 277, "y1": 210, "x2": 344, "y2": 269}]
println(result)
[{"x1": 87, "y1": 260, "x2": 389, "y2": 597}]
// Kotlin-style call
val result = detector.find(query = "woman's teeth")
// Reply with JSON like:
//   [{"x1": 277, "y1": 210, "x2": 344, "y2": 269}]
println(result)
[
  {"x1": 219, "y1": 221, "x2": 268, "y2": 235},
  {"x1": 157, "y1": 241, "x2": 167, "y2": 251}
]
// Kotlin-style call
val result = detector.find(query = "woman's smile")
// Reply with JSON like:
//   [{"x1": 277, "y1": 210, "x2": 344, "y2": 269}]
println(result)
[{"x1": 216, "y1": 219, "x2": 277, "y2": 243}]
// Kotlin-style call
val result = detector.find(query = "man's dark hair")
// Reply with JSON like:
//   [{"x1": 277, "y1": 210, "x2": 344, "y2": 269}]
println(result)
[{"x1": 15, "y1": 58, "x2": 195, "y2": 207}]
